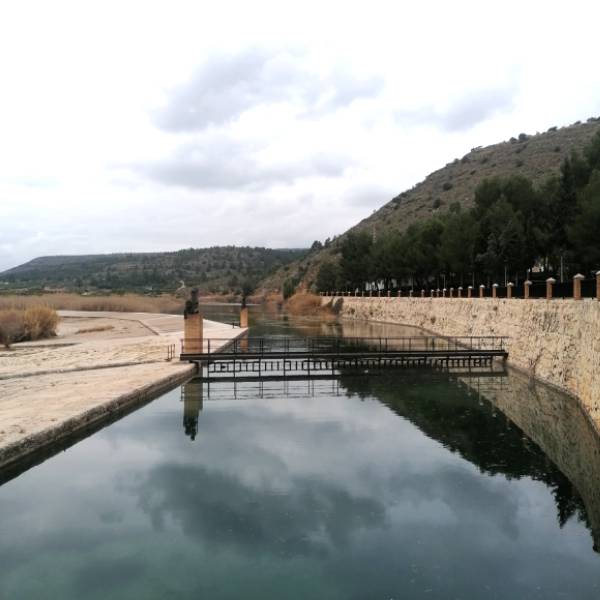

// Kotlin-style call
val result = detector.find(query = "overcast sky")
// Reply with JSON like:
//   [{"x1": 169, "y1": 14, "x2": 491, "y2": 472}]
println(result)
[{"x1": 1, "y1": 0, "x2": 599, "y2": 271}]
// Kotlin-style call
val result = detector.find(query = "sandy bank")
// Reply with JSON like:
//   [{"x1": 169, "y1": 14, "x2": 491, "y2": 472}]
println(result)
[{"x1": 0, "y1": 310, "x2": 246, "y2": 470}]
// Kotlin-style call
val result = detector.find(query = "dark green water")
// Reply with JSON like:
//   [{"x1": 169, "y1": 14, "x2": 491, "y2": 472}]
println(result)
[{"x1": 1, "y1": 305, "x2": 599, "y2": 599}]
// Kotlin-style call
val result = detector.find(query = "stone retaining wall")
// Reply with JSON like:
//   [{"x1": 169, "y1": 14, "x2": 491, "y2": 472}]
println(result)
[{"x1": 324, "y1": 296, "x2": 600, "y2": 425}]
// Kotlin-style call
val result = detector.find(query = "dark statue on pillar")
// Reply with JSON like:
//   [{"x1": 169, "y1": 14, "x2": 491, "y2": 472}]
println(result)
[{"x1": 184, "y1": 288, "x2": 200, "y2": 319}]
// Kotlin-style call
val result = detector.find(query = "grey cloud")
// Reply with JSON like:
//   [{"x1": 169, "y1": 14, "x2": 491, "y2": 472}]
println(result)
[
  {"x1": 153, "y1": 48, "x2": 383, "y2": 131},
  {"x1": 396, "y1": 86, "x2": 515, "y2": 132},
  {"x1": 136, "y1": 135, "x2": 353, "y2": 190},
  {"x1": 344, "y1": 183, "x2": 395, "y2": 208},
  {"x1": 441, "y1": 88, "x2": 515, "y2": 131}
]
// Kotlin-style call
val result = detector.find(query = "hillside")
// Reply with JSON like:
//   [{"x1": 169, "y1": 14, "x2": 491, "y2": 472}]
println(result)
[
  {"x1": 260, "y1": 118, "x2": 600, "y2": 292},
  {"x1": 0, "y1": 246, "x2": 307, "y2": 295}
]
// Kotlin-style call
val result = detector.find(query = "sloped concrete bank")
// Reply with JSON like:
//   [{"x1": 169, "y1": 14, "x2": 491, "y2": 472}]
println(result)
[
  {"x1": 0, "y1": 312, "x2": 247, "y2": 473},
  {"x1": 0, "y1": 363, "x2": 195, "y2": 474},
  {"x1": 325, "y1": 296, "x2": 600, "y2": 426}
]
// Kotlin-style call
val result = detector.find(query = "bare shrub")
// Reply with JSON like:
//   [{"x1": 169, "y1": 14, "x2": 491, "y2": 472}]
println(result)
[
  {"x1": 23, "y1": 306, "x2": 59, "y2": 340},
  {"x1": 285, "y1": 293, "x2": 323, "y2": 315},
  {"x1": 285, "y1": 293, "x2": 335, "y2": 318},
  {"x1": 0, "y1": 306, "x2": 59, "y2": 347},
  {"x1": 0, "y1": 310, "x2": 25, "y2": 348}
]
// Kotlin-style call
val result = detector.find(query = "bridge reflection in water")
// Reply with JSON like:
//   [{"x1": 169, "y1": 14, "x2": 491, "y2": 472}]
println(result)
[{"x1": 181, "y1": 367, "x2": 600, "y2": 553}]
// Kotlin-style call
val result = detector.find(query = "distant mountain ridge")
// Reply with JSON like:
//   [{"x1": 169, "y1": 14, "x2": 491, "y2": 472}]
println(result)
[
  {"x1": 259, "y1": 117, "x2": 600, "y2": 292},
  {"x1": 1, "y1": 246, "x2": 307, "y2": 294}
]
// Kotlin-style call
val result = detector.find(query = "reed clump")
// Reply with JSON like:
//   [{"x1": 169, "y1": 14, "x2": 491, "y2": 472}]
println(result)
[
  {"x1": 0, "y1": 293, "x2": 183, "y2": 314},
  {"x1": 0, "y1": 306, "x2": 59, "y2": 348}
]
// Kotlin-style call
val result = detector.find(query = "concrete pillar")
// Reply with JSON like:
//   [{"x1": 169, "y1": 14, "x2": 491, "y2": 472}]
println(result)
[
  {"x1": 449, "y1": 287, "x2": 454, "y2": 298},
  {"x1": 467, "y1": 286, "x2": 473, "y2": 298},
  {"x1": 240, "y1": 306, "x2": 249, "y2": 328},
  {"x1": 546, "y1": 277, "x2": 556, "y2": 300},
  {"x1": 421, "y1": 289, "x2": 425, "y2": 298},
  {"x1": 524, "y1": 280, "x2": 532, "y2": 299},
  {"x1": 436, "y1": 289, "x2": 441, "y2": 298},
  {"x1": 479, "y1": 284, "x2": 485, "y2": 298},
  {"x1": 492, "y1": 283, "x2": 498, "y2": 299},
  {"x1": 458, "y1": 286, "x2": 463, "y2": 298},
  {"x1": 398, "y1": 289, "x2": 402, "y2": 297},
  {"x1": 573, "y1": 273, "x2": 585, "y2": 300},
  {"x1": 506, "y1": 282, "x2": 514, "y2": 299},
  {"x1": 409, "y1": 290, "x2": 414, "y2": 298},
  {"x1": 430, "y1": 289, "x2": 435, "y2": 298},
  {"x1": 387, "y1": 290, "x2": 391, "y2": 298},
  {"x1": 184, "y1": 312, "x2": 203, "y2": 354}
]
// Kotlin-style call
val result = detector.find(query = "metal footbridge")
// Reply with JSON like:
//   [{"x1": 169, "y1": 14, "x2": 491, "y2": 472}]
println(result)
[{"x1": 180, "y1": 336, "x2": 508, "y2": 381}]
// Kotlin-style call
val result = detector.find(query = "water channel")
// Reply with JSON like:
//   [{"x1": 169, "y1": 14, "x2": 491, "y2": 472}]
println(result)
[{"x1": 1, "y1": 304, "x2": 599, "y2": 599}]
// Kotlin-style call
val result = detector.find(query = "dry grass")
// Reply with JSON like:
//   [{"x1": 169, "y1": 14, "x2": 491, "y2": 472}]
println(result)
[
  {"x1": 75, "y1": 325, "x2": 115, "y2": 334},
  {"x1": 0, "y1": 306, "x2": 59, "y2": 348},
  {"x1": 0, "y1": 293, "x2": 183, "y2": 314},
  {"x1": 285, "y1": 292, "x2": 334, "y2": 318}
]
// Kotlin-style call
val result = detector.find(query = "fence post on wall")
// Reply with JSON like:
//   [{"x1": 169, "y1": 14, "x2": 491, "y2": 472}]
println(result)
[
  {"x1": 421, "y1": 289, "x2": 425, "y2": 298},
  {"x1": 436, "y1": 288, "x2": 441, "y2": 298},
  {"x1": 524, "y1": 280, "x2": 532, "y2": 299},
  {"x1": 573, "y1": 273, "x2": 584, "y2": 300},
  {"x1": 449, "y1": 287, "x2": 454, "y2": 298},
  {"x1": 479, "y1": 284, "x2": 485, "y2": 298},
  {"x1": 467, "y1": 285, "x2": 473, "y2": 298},
  {"x1": 387, "y1": 290, "x2": 391, "y2": 298},
  {"x1": 492, "y1": 283, "x2": 498, "y2": 299},
  {"x1": 409, "y1": 290, "x2": 414, "y2": 298},
  {"x1": 430, "y1": 289, "x2": 435, "y2": 298},
  {"x1": 458, "y1": 286, "x2": 463, "y2": 298},
  {"x1": 596, "y1": 271, "x2": 600, "y2": 300},
  {"x1": 507, "y1": 282, "x2": 514, "y2": 299},
  {"x1": 442, "y1": 288, "x2": 447, "y2": 298},
  {"x1": 546, "y1": 277, "x2": 556, "y2": 300}
]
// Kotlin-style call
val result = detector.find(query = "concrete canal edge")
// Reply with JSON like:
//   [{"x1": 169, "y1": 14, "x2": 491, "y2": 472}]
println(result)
[
  {"x1": 324, "y1": 296, "x2": 600, "y2": 430},
  {"x1": 0, "y1": 364, "x2": 197, "y2": 473}
]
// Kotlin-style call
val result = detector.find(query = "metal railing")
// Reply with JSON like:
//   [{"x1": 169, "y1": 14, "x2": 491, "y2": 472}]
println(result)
[
  {"x1": 180, "y1": 336, "x2": 508, "y2": 356},
  {"x1": 323, "y1": 276, "x2": 600, "y2": 300}
]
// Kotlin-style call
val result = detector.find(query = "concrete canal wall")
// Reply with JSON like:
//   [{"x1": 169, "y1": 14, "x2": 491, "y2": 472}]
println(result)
[{"x1": 324, "y1": 296, "x2": 600, "y2": 426}]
